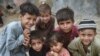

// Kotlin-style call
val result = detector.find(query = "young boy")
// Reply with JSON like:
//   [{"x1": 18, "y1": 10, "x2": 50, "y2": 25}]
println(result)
[
  {"x1": 35, "y1": 3, "x2": 55, "y2": 39},
  {"x1": 68, "y1": 19, "x2": 100, "y2": 56},
  {"x1": 55, "y1": 7, "x2": 78, "y2": 48},
  {"x1": 29, "y1": 30, "x2": 48, "y2": 56},
  {"x1": 0, "y1": 2, "x2": 39, "y2": 56}
]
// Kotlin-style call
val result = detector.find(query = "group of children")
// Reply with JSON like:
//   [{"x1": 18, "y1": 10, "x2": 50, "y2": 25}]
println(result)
[{"x1": 0, "y1": 2, "x2": 100, "y2": 56}]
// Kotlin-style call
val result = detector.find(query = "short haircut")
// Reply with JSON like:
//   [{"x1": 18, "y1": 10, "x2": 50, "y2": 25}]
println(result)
[
  {"x1": 56, "y1": 7, "x2": 74, "y2": 23},
  {"x1": 30, "y1": 30, "x2": 45, "y2": 43},
  {"x1": 20, "y1": 2, "x2": 40, "y2": 16},
  {"x1": 48, "y1": 32, "x2": 65, "y2": 45},
  {"x1": 39, "y1": 3, "x2": 51, "y2": 14}
]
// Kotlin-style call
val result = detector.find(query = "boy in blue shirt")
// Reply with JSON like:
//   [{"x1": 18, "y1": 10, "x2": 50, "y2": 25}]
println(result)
[{"x1": 0, "y1": 2, "x2": 39, "y2": 56}]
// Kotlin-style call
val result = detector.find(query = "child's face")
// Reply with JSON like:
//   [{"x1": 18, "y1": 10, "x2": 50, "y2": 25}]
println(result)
[
  {"x1": 31, "y1": 39, "x2": 44, "y2": 52},
  {"x1": 40, "y1": 12, "x2": 51, "y2": 23},
  {"x1": 79, "y1": 29, "x2": 96, "y2": 46},
  {"x1": 20, "y1": 13, "x2": 37, "y2": 29},
  {"x1": 58, "y1": 19, "x2": 74, "y2": 33},
  {"x1": 50, "y1": 42, "x2": 63, "y2": 53}
]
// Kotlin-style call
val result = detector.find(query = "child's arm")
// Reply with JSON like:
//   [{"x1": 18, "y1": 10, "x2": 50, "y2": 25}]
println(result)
[
  {"x1": 6, "y1": 26, "x2": 24, "y2": 50},
  {"x1": 23, "y1": 29, "x2": 30, "y2": 48},
  {"x1": 6, "y1": 26, "x2": 30, "y2": 51}
]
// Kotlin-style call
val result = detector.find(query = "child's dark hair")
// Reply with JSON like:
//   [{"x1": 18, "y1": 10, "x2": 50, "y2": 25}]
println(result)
[
  {"x1": 48, "y1": 32, "x2": 65, "y2": 46},
  {"x1": 39, "y1": 3, "x2": 51, "y2": 14},
  {"x1": 20, "y1": 2, "x2": 40, "y2": 16},
  {"x1": 30, "y1": 30, "x2": 45, "y2": 43},
  {"x1": 56, "y1": 7, "x2": 74, "y2": 23}
]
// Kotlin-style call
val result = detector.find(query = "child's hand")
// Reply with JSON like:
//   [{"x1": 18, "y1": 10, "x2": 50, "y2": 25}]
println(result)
[
  {"x1": 23, "y1": 36, "x2": 30, "y2": 47},
  {"x1": 23, "y1": 29, "x2": 30, "y2": 38},
  {"x1": 48, "y1": 51, "x2": 58, "y2": 56},
  {"x1": 23, "y1": 29, "x2": 30, "y2": 47}
]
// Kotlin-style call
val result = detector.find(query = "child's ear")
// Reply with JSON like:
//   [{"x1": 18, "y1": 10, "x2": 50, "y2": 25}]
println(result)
[{"x1": 95, "y1": 32, "x2": 97, "y2": 35}]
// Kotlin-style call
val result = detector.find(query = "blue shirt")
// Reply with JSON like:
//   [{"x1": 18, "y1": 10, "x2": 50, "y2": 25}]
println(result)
[{"x1": 0, "y1": 21, "x2": 27, "y2": 56}]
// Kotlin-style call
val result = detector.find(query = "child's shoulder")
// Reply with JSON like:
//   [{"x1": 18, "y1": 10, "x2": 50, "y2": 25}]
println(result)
[
  {"x1": 7, "y1": 21, "x2": 19, "y2": 26},
  {"x1": 72, "y1": 25, "x2": 78, "y2": 30},
  {"x1": 94, "y1": 36, "x2": 100, "y2": 47},
  {"x1": 70, "y1": 37, "x2": 80, "y2": 43},
  {"x1": 68, "y1": 37, "x2": 80, "y2": 47},
  {"x1": 6, "y1": 21, "x2": 21, "y2": 30}
]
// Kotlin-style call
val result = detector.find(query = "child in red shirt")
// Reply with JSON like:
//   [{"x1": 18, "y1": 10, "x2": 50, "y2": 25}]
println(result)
[{"x1": 55, "y1": 7, "x2": 78, "y2": 49}]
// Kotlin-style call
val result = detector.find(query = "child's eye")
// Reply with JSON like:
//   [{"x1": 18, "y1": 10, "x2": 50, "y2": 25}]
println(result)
[
  {"x1": 81, "y1": 34, "x2": 85, "y2": 36},
  {"x1": 66, "y1": 22, "x2": 71, "y2": 24},
  {"x1": 27, "y1": 18, "x2": 31, "y2": 20},
  {"x1": 37, "y1": 41, "x2": 42, "y2": 44},
  {"x1": 33, "y1": 18, "x2": 36, "y2": 21},
  {"x1": 87, "y1": 34, "x2": 93, "y2": 37},
  {"x1": 59, "y1": 23, "x2": 64, "y2": 25},
  {"x1": 32, "y1": 43, "x2": 35, "y2": 45}
]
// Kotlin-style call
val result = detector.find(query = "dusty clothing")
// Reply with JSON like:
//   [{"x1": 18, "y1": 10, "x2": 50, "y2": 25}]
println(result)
[
  {"x1": 68, "y1": 37, "x2": 100, "y2": 56},
  {"x1": 54, "y1": 25, "x2": 78, "y2": 48}
]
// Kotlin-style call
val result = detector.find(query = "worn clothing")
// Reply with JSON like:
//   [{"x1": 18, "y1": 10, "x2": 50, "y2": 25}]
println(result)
[
  {"x1": 46, "y1": 48, "x2": 70, "y2": 56},
  {"x1": 68, "y1": 37, "x2": 100, "y2": 56},
  {"x1": 29, "y1": 46, "x2": 48, "y2": 56},
  {"x1": 35, "y1": 17, "x2": 55, "y2": 39},
  {"x1": 0, "y1": 21, "x2": 26, "y2": 56},
  {"x1": 54, "y1": 25, "x2": 78, "y2": 48}
]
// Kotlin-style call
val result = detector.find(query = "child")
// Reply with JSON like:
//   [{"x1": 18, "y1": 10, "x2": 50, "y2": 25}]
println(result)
[
  {"x1": 0, "y1": 2, "x2": 39, "y2": 56},
  {"x1": 55, "y1": 7, "x2": 78, "y2": 48},
  {"x1": 46, "y1": 32, "x2": 70, "y2": 56},
  {"x1": 35, "y1": 3, "x2": 55, "y2": 39},
  {"x1": 29, "y1": 30, "x2": 48, "y2": 56},
  {"x1": 68, "y1": 19, "x2": 100, "y2": 56}
]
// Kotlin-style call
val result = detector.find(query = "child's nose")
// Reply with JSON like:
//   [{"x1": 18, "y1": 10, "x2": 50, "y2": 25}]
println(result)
[
  {"x1": 63, "y1": 24, "x2": 67, "y2": 27},
  {"x1": 84, "y1": 36, "x2": 89, "y2": 40},
  {"x1": 30, "y1": 20, "x2": 35, "y2": 25}
]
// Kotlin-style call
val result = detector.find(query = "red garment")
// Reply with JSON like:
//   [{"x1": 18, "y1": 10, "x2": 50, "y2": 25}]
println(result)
[{"x1": 54, "y1": 25, "x2": 78, "y2": 48}]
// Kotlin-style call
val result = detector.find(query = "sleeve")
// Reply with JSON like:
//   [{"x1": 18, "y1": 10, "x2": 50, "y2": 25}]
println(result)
[
  {"x1": 6, "y1": 26, "x2": 24, "y2": 51},
  {"x1": 68, "y1": 38, "x2": 81, "y2": 56}
]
